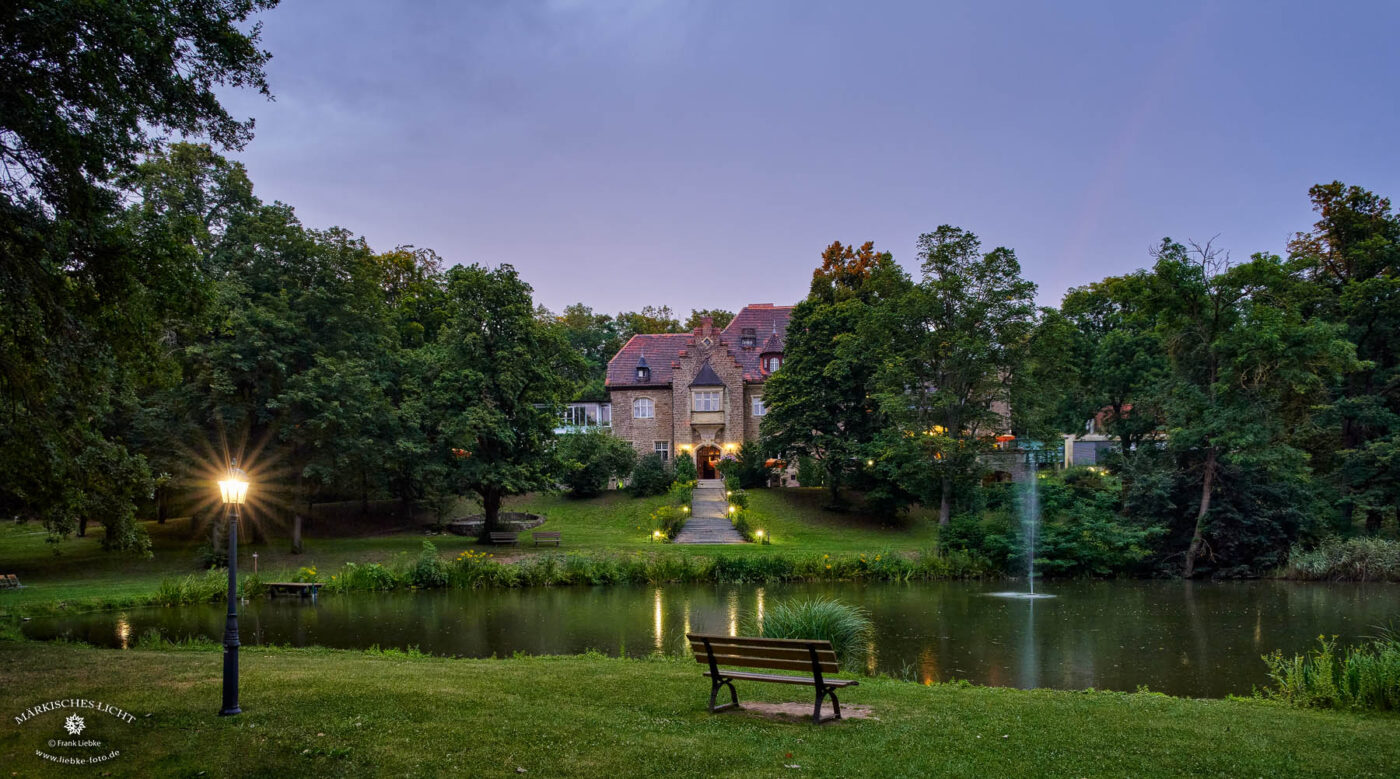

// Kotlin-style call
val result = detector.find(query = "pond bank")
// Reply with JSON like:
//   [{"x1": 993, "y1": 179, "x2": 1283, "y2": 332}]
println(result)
[{"x1": 0, "y1": 640, "x2": 1396, "y2": 777}]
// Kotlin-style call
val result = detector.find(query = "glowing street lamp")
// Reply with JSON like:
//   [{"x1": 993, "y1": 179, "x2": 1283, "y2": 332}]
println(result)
[{"x1": 217, "y1": 464, "x2": 248, "y2": 717}]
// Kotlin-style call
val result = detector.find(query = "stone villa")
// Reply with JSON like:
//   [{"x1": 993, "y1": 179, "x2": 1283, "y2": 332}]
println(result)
[{"x1": 602, "y1": 304, "x2": 791, "y2": 479}]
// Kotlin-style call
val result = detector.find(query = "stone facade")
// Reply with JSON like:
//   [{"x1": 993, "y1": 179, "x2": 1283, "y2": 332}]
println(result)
[{"x1": 605, "y1": 304, "x2": 791, "y2": 477}]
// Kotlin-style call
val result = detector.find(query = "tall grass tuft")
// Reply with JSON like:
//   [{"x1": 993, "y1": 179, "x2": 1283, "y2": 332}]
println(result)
[
  {"x1": 1262, "y1": 631, "x2": 1400, "y2": 711},
  {"x1": 742, "y1": 597, "x2": 873, "y2": 671},
  {"x1": 1283, "y1": 537, "x2": 1400, "y2": 582}
]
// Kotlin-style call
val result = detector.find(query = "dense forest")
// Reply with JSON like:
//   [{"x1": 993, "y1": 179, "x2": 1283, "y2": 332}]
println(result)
[{"x1": 2, "y1": 2, "x2": 1396, "y2": 580}]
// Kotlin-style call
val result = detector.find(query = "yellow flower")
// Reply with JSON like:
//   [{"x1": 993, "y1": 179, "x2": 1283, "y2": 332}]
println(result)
[
  {"x1": 823, "y1": 554, "x2": 829, "y2": 559},
  {"x1": 825, "y1": 564, "x2": 832, "y2": 570}
]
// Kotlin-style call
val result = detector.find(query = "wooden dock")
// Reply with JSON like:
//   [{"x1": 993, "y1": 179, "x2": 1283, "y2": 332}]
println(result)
[{"x1": 265, "y1": 582, "x2": 322, "y2": 601}]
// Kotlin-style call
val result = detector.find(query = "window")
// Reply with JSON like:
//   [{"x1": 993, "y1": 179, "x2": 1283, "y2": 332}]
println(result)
[
  {"x1": 654, "y1": 441, "x2": 670, "y2": 461},
  {"x1": 762, "y1": 355, "x2": 782, "y2": 373},
  {"x1": 636, "y1": 365, "x2": 650, "y2": 381},
  {"x1": 740, "y1": 328, "x2": 756, "y2": 348},
  {"x1": 693, "y1": 390, "x2": 721, "y2": 412},
  {"x1": 633, "y1": 397, "x2": 654, "y2": 419},
  {"x1": 751, "y1": 396, "x2": 766, "y2": 417}
]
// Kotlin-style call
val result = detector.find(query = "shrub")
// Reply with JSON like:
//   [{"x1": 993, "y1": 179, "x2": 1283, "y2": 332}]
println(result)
[
  {"x1": 652, "y1": 505, "x2": 688, "y2": 541},
  {"x1": 732, "y1": 441, "x2": 773, "y2": 488},
  {"x1": 1283, "y1": 537, "x2": 1400, "y2": 582},
  {"x1": 154, "y1": 569, "x2": 227, "y2": 606},
  {"x1": 558, "y1": 429, "x2": 637, "y2": 497},
  {"x1": 325, "y1": 562, "x2": 398, "y2": 593},
  {"x1": 796, "y1": 455, "x2": 824, "y2": 488},
  {"x1": 629, "y1": 453, "x2": 673, "y2": 497},
  {"x1": 730, "y1": 505, "x2": 755, "y2": 542},
  {"x1": 292, "y1": 565, "x2": 319, "y2": 583},
  {"x1": 1262, "y1": 633, "x2": 1400, "y2": 711},
  {"x1": 742, "y1": 597, "x2": 873, "y2": 671},
  {"x1": 672, "y1": 451, "x2": 698, "y2": 482},
  {"x1": 668, "y1": 480, "x2": 695, "y2": 507},
  {"x1": 408, "y1": 540, "x2": 450, "y2": 589},
  {"x1": 727, "y1": 489, "x2": 749, "y2": 509}
]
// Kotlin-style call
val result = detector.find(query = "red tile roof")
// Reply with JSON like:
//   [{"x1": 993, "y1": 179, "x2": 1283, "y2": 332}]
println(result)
[
  {"x1": 605, "y1": 304, "x2": 795, "y2": 388},
  {"x1": 605, "y1": 333, "x2": 689, "y2": 387}
]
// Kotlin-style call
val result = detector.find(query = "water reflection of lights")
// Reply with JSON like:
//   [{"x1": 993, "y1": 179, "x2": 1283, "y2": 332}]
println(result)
[
  {"x1": 755, "y1": 588, "x2": 766, "y2": 632},
  {"x1": 653, "y1": 588, "x2": 664, "y2": 652},
  {"x1": 727, "y1": 591, "x2": 739, "y2": 637},
  {"x1": 116, "y1": 615, "x2": 131, "y2": 650}
]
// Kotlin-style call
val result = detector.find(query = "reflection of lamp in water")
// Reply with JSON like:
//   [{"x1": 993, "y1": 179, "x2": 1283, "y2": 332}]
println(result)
[
  {"x1": 116, "y1": 615, "x2": 131, "y2": 650},
  {"x1": 654, "y1": 588, "x2": 664, "y2": 652},
  {"x1": 727, "y1": 590, "x2": 739, "y2": 637},
  {"x1": 755, "y1": 588, "x2": 766, "y2": 632}
]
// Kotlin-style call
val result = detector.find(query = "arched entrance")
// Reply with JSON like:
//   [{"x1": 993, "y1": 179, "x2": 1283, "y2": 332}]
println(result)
[{"x1": 696, "y1": 445, "x2": 721, "y2": 480}]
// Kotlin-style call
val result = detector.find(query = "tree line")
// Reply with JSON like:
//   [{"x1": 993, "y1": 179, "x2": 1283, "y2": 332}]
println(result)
[{"x1": 760, "y1": 188, "x2": 1398, "y2": 576}]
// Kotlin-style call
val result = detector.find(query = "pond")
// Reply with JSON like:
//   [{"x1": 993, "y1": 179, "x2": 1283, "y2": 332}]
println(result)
[{"x1": 22, "y1": 580, "x2": 1400, "y2": 698}]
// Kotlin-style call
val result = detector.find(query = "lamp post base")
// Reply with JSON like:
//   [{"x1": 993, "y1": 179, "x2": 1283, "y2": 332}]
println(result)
[{"x1": 218, "y1": 706, "x2": 242, "y2": 717}]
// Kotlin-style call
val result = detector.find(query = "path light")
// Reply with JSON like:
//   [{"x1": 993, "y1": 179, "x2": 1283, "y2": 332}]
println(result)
[
  {"x1": 652, "y1": 530, "x2": 663, "y2": 542},
  {"x1": 728, "y1": 506, "x2": 736, "y2": 515},
  {"x1": 217, "y1": 463, "x2": 249, "y2": 717},
  {"x1": 682, "y1": 505, "x2": 689, "y2": 513},
  {"x1": 866, "y1": 459, "x2": 874, "y2": 467},
  {"x1": 755, "y1": 529, "x2": 764, "y2": 539}
]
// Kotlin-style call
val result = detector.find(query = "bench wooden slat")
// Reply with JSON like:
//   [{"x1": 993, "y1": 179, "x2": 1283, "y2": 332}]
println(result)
[
  {"x1": 704, "y1": 671, "x2": 858, "y2": 688},
  {"x1": 696, "y1": 654, "x2": 839, "y2": 674},
  {"x1": 687, "y1": 633, "x2": 835, "y2": 651},
  {"x1": 688, "y1": 642, "x2": 838, "y2": 664}
]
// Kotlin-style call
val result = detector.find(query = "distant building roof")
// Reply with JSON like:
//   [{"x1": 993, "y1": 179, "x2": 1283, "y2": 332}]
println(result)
[{"x1": 605, "y1": 304, "x2": 795, "y2": 388}]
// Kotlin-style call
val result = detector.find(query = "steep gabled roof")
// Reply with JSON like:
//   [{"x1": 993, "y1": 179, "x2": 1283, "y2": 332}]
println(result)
[
  {"x1": 723, "y1": 304, "x2": 794, "y2": 381},
  {"x1": 604, "y1": 333, "x2": 688, "y2": 387},
  {"x1": 689, "y1": 360, "x2": 723, "y2": 387}
]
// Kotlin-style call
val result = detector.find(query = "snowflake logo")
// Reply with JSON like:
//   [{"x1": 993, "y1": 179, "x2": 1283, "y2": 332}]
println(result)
[{"x1": 63, "y1": 714, "x2": 85, "y2": 735}]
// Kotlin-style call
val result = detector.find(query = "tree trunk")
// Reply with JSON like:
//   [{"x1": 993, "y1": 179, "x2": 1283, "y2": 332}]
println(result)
[
  {"x1": 479, "y1": 489, "x2": 503, "y2": 542},
  {"x1": 1365, "y1": 508, "x2": 1382, "y2": 535},
  {"x1": 77, "y1": 516, "x2": 88, "y2": 537},
  {"x1": 825, "y1": 462, "x2": 843, "y2": 508},
  {"x1": 156, "y1": 485, "x2": 167, "y2": 524},
  {"x1": 939, "y1": 475, "x2": 952, "y2": 526},
  {"x1": 292, "y1": 514, "x2": 303, "y2": 554},
  {"x1": 1183, "y1": 448, "x2": 1217, "y2": 578},
  {"x1": 360, "y1": 471, "x2": 370, "y2": 517}
]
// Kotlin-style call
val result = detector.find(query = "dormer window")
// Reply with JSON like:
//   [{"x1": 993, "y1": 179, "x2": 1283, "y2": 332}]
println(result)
[
  {"x1": 761, "y1": 355, "x2": 782, "y2": 373},
  {"x1": 635, "y1": 354, "x2": 650, "y2": 382},
  {"x1": 740, "y1": 328, "x2": 757, "y2": 348}
]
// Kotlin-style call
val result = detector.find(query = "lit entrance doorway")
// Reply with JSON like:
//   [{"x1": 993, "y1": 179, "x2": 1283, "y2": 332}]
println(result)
[{"x1": 696, "y1": 445, "x2": 721, "y2": 480}]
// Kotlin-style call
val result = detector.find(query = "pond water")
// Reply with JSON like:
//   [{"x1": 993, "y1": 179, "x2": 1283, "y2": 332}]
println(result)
[{"x1": 23, "y1": 580, "x2": 1400, "y2": 698}]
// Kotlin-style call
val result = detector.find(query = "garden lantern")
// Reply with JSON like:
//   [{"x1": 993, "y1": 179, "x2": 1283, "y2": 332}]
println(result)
[{"x1": 217, "y1": 464, "x2": 248, "y2": 717}]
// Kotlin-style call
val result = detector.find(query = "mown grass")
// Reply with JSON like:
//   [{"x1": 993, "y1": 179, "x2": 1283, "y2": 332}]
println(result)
[
  {"x1": 0, "y1": 489, "x2": 959, "y2": 616},
  {"x1": 0, "y1": 640, "x2": 1397, "y2": 777}
]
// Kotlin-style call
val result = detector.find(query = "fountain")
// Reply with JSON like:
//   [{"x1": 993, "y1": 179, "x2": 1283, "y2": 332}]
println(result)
[{"x1": 989, "y1": 453, "x2": 1054, "y2": 599}]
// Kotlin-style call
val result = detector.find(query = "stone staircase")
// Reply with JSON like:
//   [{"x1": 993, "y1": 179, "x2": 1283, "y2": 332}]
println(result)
[{"x1": 673, "y1": 479, "x2": 745, "y2": 544}]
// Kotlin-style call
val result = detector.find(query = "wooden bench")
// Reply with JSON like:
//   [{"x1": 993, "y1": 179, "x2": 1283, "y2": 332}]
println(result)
[
  {"x1": 1, "y1": 574, "x2": 22, "y2": 588},
  {"x1": 532, "y1": 531, "x2": 561, "y2": 547},
  {"x1": 488, "y1": 532, "x2": 519, "y2": 546},
  {"x1": 687, "y1": 633, "x2": 858, "y2": 724},
  {"x1": 265, "y1": 582, "x2": 321, "y2": 601}
]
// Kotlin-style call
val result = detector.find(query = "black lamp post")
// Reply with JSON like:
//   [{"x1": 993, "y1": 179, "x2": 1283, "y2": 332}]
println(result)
[{"x1": 218, "y1": 464, "x2": 249, "y2": 716}]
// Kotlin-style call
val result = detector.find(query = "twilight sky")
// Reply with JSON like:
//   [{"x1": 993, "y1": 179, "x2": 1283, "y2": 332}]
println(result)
[{"x1": 219, "y1": 0, "x2": 1400, "y2": 313}]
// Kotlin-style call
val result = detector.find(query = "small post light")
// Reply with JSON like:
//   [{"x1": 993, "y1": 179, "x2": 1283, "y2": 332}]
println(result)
[
  {"x1": 866, "y1": 459, "x2": 874, "y2": 467},
  {"x1": 726, "y1": 490, "x2": 731, "y2": 497},
  {"x1": 682, "y1": 505, "x2": 689, "y2": 513},
  {"x1": 252, "y1": 553, "x2": 258, "y2": 574},
  {"x1": 728, "y1": 506, "x2": 736, "y2": 515},
  {"x1": 755, "y1": 529, "x2": 764, "y2": 539},
  {"x1": 217, "y1": 463, "x2": 249, "y2": 717},
  {"x1": 652, "y1": 530, "x2": 663, "y2": 542}
]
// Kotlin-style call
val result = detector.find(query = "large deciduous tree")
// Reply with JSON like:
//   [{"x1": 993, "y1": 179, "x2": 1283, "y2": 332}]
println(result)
[
  {"x1": 761, "y1": 241, "x2": 903, "y2": 508},
  {"x1": 1144, "y1": 239, "x2": 1355, "y2": 576},
  {"x1": 869, "y1": 227, "x2": 1037, "y2": 524},
  {"x1": 0, "y1": 1, "x2": 276, "y2": 550},
  {"x1": 432, "y1": 265, "x2": 585, "y2": 536}
]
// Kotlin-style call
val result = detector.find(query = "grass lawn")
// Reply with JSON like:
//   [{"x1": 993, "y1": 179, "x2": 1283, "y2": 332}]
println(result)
[
  {"x1": 0, "y1": 489, "x2": 945, "y2": 615},
  {"x1": 1, "y1": 639, "x2": 1396, "y2": 777}
]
